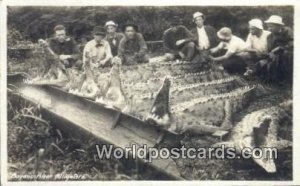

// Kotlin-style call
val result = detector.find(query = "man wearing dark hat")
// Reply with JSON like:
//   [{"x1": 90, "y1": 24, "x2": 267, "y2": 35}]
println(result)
[
  {"x1": 47, "y1": 25, "x2": 81, "y2": 69},
  {"x1": 162, "y1": 16, "x2": 196, "y2": 62},
  {"x1": 118, "y1": 23, "x2": 149, "y2": 65},
  {"x1": 83, "y1": 26, "x2": 112, "y2": 68},
  {"x1": 104, "y1": 21, "x2": 125, "y2": 57}
]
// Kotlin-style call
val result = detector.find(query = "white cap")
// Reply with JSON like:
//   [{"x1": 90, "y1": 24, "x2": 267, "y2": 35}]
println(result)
[
  {"x1": 193, "y1": 12, "x2": 204, "y2": 20},
  {"x1": 249, "y1": 19, "x2": 263, "y2": 29},
  {"x1": 105, "y1": 21, "x2": 118, "y2": 27},
  {"x1": 265, "y1": 15, "x2": 284, "y2": 25}
]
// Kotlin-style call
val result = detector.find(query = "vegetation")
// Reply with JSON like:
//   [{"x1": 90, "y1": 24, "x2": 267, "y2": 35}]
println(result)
[{"x1": 8, "y1": 6, "x2": 293, "y2": 43}]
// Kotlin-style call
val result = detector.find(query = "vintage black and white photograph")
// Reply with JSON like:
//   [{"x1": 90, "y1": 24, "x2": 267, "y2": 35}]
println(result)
[{"x1": 2, "y1": 2, "x2": 298, "y2": 184}]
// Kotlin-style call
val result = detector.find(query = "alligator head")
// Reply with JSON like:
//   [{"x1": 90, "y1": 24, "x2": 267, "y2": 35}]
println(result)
[{"x1": 145, "y1": 76, "x2": 171, "y2": 127}]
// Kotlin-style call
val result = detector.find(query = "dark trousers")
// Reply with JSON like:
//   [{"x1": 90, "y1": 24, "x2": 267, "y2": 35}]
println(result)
[
  {"x1": 222, "y1": 55, "x2": 247, "y2": 74},
  {"x1": 255, "y1": 50, "x2": 293, "y2": 84},
  {"x1": 180, "y1": 41, "x2": 196, "y2": 61}
]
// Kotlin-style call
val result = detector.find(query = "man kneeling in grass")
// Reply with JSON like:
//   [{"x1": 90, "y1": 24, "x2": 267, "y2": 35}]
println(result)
[{"x1": 209, "y1": 27, "x2": 248, "y2": 75}]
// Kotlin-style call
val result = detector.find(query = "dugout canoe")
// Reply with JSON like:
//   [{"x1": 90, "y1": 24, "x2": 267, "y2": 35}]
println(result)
[{"x1": 7, "y1": 73, "x2": 184, "y2": 180}]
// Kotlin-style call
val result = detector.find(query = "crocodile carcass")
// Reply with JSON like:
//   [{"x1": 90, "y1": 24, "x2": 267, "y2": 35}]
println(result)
[{"x1": 213, "y1": 100, "x2": 292, "y2": 173}]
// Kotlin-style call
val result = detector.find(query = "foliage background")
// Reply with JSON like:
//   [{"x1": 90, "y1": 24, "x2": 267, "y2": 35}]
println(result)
[{"x1": 8, "y1": 6, "x2": 294, "y2": 43}]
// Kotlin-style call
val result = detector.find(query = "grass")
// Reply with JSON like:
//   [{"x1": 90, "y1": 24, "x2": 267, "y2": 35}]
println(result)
[{"x1": 7, "y1": 92, "x2": 140, "y2": 181}]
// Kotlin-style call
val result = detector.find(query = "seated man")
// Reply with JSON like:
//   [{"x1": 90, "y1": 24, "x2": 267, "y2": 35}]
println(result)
[
  {"x1": 163, "y1": 16, "x2": 196, "y2": 62},
  {"x1": 243, "y1": 19, "x2": 271, "y2": 75},
  {"x1": 118, "y1": 23, "x2": 149, "y2": 65},
  {"x1": 83, "y1": 26, "x2": 113, "y2": 68},
  {"x1": 47, "y1": 25, "x2": 81, "y2": 70},
  {"x1": 190, "y1": 12, "x2": 218, "y2": 50},
  {"x1": 104, "y1": 21, "x2": 125, "y2": 57},
  {"x1": 256, "y1": 15, "x2": 293, "y2": 84},
  {"x1": 210, "y1": 27, "x2": 247, "y2": 74}
]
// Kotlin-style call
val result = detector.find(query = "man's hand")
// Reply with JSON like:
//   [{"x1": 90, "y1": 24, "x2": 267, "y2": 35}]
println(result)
[
  {"x1": 268, "y1": 51, "x2": 277, "y2": 61},
  {"x1": 176, "y1": 39, "x2": 186, "y2": 46},
  {"x1": 208, "y1": 55, "x2": 216, "y2": 61},
  {"x1": 38, "y1": 39, "x2": 48, "y2": 47},
  {"x1": 59, "y1": 55, "x2": 71, "y2": 61},
  {"x1": 99, "y1": 60, "x2": 107, "y2": 67}
]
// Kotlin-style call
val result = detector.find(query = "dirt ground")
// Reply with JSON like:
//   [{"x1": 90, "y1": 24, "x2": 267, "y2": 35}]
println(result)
[{"x1": 7, "y1": 53, "x2": 293, "y2": 180}]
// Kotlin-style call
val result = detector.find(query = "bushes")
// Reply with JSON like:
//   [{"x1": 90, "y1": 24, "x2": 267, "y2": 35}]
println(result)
[{"x1": 8, "y1": 6, "x2": 293, "y2": 43}]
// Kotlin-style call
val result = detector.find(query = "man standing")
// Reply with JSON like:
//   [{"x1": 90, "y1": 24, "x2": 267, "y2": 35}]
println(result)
[
  {"x1": 210, "y1": 27, "x2": 247, "y2": 74},
  {"x1": 104, "y1": 21, "x2": 124, "y2": 57},
  {"x1": 190, "y1": 12, "x2": 218, "y2": 50},
  {"x1": 257, "y1": 15, "x2": 293, "y2": 83},
  {"x1": 162, "y1": 16, "x2": 196, "y2": 62},
  {"x1": 83, "y1": 26, "x2": 113, "y2": 68},
  {"x1": 47, "y1": 25, "x2": 81, "y2": 69},
  {"x1": 118, "y1": 23, "x2": 149, "y2": 65}
]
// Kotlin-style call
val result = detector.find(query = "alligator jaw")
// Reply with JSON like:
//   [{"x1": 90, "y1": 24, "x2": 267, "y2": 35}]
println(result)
[{"x1": 145, "y1": 112, "x2": 170, "y2": 127}]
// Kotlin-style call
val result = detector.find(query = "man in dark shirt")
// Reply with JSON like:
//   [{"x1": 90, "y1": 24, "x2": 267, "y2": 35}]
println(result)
[
  {"x1": 47, "y1": 25, "x2": 82, "y2": 69},
  {"x1": 104, "y1": 21, "x2": 124, "y2": 57},
  {"x1": 118, "y1": 23, "x2": 149, "y2": 65},
  {"x1": 254, "y1": 15, "x2": 293, "y2": 84},
  {"x1": 163, "y1": 16, "x2": 196, "y2": 62}
]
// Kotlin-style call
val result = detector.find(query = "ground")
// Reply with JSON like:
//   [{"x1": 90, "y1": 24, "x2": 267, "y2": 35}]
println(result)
[{"x1": 7, "y1": 49, "x2": 292, "y2": 180}]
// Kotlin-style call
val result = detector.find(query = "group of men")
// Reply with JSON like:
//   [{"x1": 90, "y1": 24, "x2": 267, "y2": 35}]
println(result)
[{"x1": 45, "y1": 12, "x2": 293, "y2": 84}]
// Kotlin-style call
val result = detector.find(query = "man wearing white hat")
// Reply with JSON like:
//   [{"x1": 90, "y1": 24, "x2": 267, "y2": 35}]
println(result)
[
  {"x1": 245, "y1": 19, "x2": 271, "y2": 55},
  {"x1": 104, "y1": 21, "x2": 124, "y2": 56},
  {"x1": 190, "y1": 12, "x2": 218, "y2": 51},
  {"x1": 243, "y1": 19, "x2": 271, "y2": 76},
  {"x1": 257, "y1": 15, "x2": 293, "y2": 83},
  {"x1": 209, "y1": 27, "x2": 247, "y2": 74}
]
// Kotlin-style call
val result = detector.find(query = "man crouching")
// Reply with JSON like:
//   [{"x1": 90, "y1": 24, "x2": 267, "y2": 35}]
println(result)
[
  {"x1": 118, "y1": 23, "x2": 149, "y2": 65},
  {"x1": 44, "y1": 25, "x2": 82, "y2": 73},
  {"x1": 83, "y1": 26, "x2": 113, "y2": 68}
]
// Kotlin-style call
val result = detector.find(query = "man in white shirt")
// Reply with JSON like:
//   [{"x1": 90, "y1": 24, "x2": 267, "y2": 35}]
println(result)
[
  {"x1": 210, "y1": 27, "x2": 248, "y2": 74},
  {"x1": 243, "y1": 19, "x2": 271, "y2": 76},
  {"x1": 190, "y1": 12, "x2": 218, "y2": 50},
  {"x1": 244, "y1": 19, "x2": 271, "y2": 56},
  {"x1": 83, "y1": 26, "x2": 113, "y2": 68}
]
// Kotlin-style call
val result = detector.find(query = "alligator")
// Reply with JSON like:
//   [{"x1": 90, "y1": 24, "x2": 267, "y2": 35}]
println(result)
[
  {"x1": 70, "y1": 52, "x2": 100, "y2": 99},
  {"x1": 213, "y1": 100, "x2": 292, "y2": 173},
  {"x1": 96, "y1": 57, "x2": 130, "y2": 113},
  {"x1": 145, "y1": 76, "x2": 172, "y2": 128}
]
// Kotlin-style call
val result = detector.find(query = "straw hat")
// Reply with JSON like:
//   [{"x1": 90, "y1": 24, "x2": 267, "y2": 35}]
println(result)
[
  {"x1": 249, "y1": 19, "x2": 263, "y2": 30},
  {"x1": 217, "y1": 27, "x2": 232, "y2": 40},
  {"x1": 105, "y1": 21, "x2": 118, "y2": 28},
  {"x1": 265, "y1": 15, "x2": 284, "y2": 25},
  {"x1": 193, "y1": 12, "x2": 204, "y2": 20}
]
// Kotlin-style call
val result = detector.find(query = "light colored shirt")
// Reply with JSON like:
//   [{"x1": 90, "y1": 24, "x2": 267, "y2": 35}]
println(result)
[
  {"x1": 245, "y1": 30, "x2": 271, "y2": 53},
  {"x1": 83, "y1": 39, "x2": 112, "y2": 66},
  {"x1": 216, "y1": 35, "x2": 247, "y2": 54},
  {"x1": 197, "y1": 26, "x2": 210, "y2": 50}
]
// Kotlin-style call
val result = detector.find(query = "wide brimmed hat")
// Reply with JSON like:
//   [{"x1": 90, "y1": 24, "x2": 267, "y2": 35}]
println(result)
[
  {"x1": 217, "y1": 27, "x2": 232, "y2": 40},
  {"x1": 265, "y1": 15, "x2": 284, "y2": 25},
  {"x1": 93, "y1": 26, "x2": 106, "y2": 36},
  {"x1": 122, "y1": 23, "x2": 139, "y2": 32},
  {"x1": 105, "y1": 21, "x2": 118, "y2": 28},
  {"x1": 249, "y1": 19, "x2": 263, "y2": 30},
  {"x1": 193, "y1": 12, "x2": 204, "y2": 20}
]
